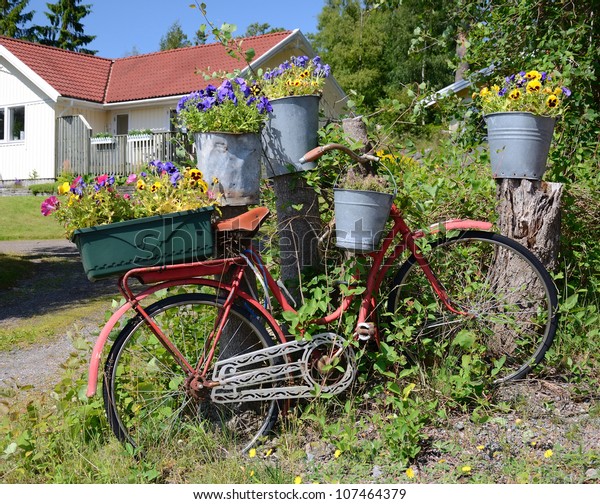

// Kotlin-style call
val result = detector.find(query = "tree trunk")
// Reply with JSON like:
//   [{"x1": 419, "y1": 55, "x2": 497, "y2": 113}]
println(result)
[
  {"x1": 495, "y1": 179, "x2": 563, "y2": 272},
  {"x1": 272, "y1": 174, "x2": 322, "y2": 304}
]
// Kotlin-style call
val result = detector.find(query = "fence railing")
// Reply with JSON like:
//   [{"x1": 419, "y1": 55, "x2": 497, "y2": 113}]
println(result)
[{"x1": 88, "y1": 133, "x2": 177, "y2": 176}]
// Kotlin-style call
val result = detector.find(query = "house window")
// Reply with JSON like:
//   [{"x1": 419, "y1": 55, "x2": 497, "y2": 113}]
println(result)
[
  {"x1": 116, "y1": 114, "x2": 129, "y2": 135},
  {"x1": 11, "y1": 107, "x2": 25, "y2": 140},
  {"x1": 0, "y1": 106, "x2": 25, "y2": 142}
]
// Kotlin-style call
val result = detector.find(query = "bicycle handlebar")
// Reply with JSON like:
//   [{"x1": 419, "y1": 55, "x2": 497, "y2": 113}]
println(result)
[{"x1": 299, "y1": 143, "x2": 380, "y2": 165}]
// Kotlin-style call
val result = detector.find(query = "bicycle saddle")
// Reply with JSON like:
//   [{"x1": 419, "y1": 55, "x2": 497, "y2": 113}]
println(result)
[{"x1": 213, "y1": 206, "x2": 270, "y2": 234}]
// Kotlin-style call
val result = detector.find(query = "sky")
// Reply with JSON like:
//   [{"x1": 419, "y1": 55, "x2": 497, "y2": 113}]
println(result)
[{"x1": 26, "y1": 0, "x2": 325, "y2": 59}]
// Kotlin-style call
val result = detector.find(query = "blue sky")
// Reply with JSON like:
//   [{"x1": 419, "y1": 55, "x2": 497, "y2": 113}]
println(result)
[{"x1": 26, "y1": 0, "x2": 325, "y2": 58}]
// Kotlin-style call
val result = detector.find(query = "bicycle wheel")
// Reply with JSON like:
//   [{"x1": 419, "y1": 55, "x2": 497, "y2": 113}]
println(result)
[
  {"x1": 103, "y1": 292, "x2": 279, "y2": 453},
  {"x1": 387, "y1": 231, "x2": 558, "y2": 384}
]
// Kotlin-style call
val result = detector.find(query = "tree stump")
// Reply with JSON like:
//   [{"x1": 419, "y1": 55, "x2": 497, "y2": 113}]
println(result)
[{"x1": 495, "y1": 179, "x2": 563, "y2": 272}]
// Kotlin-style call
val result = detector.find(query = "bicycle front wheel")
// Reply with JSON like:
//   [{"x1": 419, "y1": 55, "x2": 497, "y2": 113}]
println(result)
[
  {"x1": 388, "y1": 231, "x2": 558, "y2": 384},
  {"x1": 103, "y1": 292, "x2": 279, "y2": 453}
]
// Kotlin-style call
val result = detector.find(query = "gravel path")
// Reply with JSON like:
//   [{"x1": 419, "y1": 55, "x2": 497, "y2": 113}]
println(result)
[{"x1": 0, "y1": 240, "x2": 119, "y2": 390}]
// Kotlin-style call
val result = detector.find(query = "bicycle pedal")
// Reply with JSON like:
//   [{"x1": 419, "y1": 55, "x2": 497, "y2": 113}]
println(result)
[{"x1": 355, "y1": 322, "x2": 375, "y2": 341}]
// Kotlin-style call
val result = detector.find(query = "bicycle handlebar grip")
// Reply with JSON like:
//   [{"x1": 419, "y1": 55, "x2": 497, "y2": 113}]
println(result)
[{"x1": 299, "y1": 146, "x2": 325, "y2": 164}]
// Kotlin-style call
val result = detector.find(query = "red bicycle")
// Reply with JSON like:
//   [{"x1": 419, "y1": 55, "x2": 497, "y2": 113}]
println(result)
[{"x1": 85, "y1": 144, "x2": 558, "y2": 452}]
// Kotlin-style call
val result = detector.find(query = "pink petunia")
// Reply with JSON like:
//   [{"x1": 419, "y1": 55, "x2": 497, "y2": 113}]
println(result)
[
  {"x1": 126, "y1": 173, "x2": 137, "y2": 184},
  {"x1": 96, "y1": 174, "x2": 108, "y2": 185},
  {"x1": 71, "y1": 175, "x2": 82, "y2": 188},
  {"x1": 41, "y1": 196, "x2": 59, "y2": 216}
]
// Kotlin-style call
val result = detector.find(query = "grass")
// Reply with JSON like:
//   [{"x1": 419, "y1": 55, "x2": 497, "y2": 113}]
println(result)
[
  {"x1": 0, "y1": 297, "x2": 113, "y2": 352},
  {"x1": 0, "y1": 196, "x2": 64, "y2": 240},
  {"x1": 0, "y1": 254, "x2": 33, "y2": 289}
]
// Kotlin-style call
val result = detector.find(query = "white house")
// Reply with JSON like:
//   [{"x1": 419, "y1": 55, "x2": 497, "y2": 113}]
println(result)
[{"x1": 0, "y1": 30, "x2": 346, "y2": 183}]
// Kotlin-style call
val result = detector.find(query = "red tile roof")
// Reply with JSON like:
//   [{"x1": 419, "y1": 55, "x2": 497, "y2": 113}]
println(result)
[
  {"x1": 0, "y1": 31, "x2": 292, "y2": 104},
  {"x1": 0, "y1": 35, "x2": 112, "y2": 102}
]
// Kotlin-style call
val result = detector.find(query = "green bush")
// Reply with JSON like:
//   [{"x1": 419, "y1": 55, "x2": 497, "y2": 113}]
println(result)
[{"x1": 28, "y1": 183, "x2": 56, "y2": 195}]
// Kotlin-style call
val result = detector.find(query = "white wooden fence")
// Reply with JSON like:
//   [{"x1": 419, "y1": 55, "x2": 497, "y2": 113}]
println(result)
[{"x1": 57, "y1": 116, "x2": 178, "y2": 177}]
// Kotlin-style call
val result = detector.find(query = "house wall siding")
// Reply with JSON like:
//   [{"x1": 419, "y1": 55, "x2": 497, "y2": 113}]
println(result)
[
  {"x1": 108, "y1": 104, "x2": 176, "y2": 134},
  {"x1": 0, "y1": 59, "x2": 55, "y2": 181}
]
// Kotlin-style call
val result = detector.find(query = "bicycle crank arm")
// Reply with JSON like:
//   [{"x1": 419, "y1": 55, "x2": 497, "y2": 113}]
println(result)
[{"x1": 211, "y1": 333, "x2": 356, "y2": 403}]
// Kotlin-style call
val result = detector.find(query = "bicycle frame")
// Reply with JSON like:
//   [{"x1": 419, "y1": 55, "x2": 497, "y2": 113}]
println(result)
[{"x1": 86, "y1": 205, "x2": 492, "y2": 397}]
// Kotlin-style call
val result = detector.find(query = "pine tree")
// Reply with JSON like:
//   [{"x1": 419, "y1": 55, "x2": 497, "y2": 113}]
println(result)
[
  {"x1": 159, "y1": 21, "x2": 190, "y2": 51},
  {"x1": 37, "y1": 0, "x2": 95, "y2": 54},
  {"x1": 0, "y1": 0, "x2": 35, "y2": 39}
]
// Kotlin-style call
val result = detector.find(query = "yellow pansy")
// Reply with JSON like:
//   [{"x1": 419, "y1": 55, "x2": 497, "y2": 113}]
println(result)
[
  {"x1": 546, "y1": 95, "x2": 560, "y2": 108},
  {"x1": 136, "y1": 179, "x2": 146, "y2": 191},
  {"x1": 526, "y1": 79, "x2": 542, "y2": 93},
  {"x1": 526, "y1": 70, "x2": 542, "y2": 80},
  {"x1": 58, "y1": 181, "x2": 70, "y2": 195},
  {"x1": 508, "y1": 89, "x2": 521, "y2": 100}
]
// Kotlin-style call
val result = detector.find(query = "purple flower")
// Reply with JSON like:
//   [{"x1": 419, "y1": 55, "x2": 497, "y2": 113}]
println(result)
[
  {"x1": 170, "y1": 171, "x2": 182, "y2": 186},
  {"x1": 41, "y1": 196, "x2": 59, "y2": 216},
  {"x1": 256, "y1": 96, "x2": 272, "y2": 114},
  {"x1": 498, "y1": 87, "x2": 508, "y2": 97},
  {"x1": 562, "y1": 86, "x2": 572, "y2": 97}
]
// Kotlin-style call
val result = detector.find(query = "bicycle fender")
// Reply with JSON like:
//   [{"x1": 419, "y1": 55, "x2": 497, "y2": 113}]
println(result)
[
  {"x1": 413, "y1": 219, "x2": 493, "y2": 239},
  {"x1": 86, "y1": 300, "x2": 135, "y2": 397}
]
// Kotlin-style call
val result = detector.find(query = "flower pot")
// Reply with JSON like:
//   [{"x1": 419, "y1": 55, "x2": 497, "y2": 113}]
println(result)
[
  {"x1": 72, "y1": 206, "x2": 214, "y2": 281},
  {"x1": 261, "y1": 95, "x2": 320, "y2": 178},
  {"x1": 127, "y1": 134, "x2": 152, "y2": 142},
  {"x1": 484, "y1": 112, "x2": 555, "y2": 180},
  {"x1": 195, "y1": 132, "x2": 261, "y2": 206},
  {"x1": 91, "y1": 137, "x2": 114, "y2": 145},
  {"x1": 333, "y1": 188, "x2": 394, "y2": 252}
]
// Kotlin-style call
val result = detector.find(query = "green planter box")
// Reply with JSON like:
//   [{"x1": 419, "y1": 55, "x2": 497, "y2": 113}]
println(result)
[{"x1": 72, "y1": 206, "x2": 214, "y2": 281}]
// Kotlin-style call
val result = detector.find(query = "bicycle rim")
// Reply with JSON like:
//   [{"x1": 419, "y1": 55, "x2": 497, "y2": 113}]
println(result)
[
  {"x1": 103, "y1": 293, "x2": 279, "y2": 453},
  {"x1": 388, "y1": 231, "x2": 558, "y2": 384}
]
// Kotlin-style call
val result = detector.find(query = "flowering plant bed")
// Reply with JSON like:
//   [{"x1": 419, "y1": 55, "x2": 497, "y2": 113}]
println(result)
[
  {"x1": 41, "y1": 160, "x2": 219, "y2": 280},
  {"x1": 73, "y1": 206, "x2": 214, "y2": 281},
  {"x1": 260, "y1": 55, "x2": 331, "y2": 99},
  {"x1": 176, "y1": 77, "x2": 271, "y2": 134},
  {"x1": 472, "y1": 69, "x2": 571, "y2": 116}
]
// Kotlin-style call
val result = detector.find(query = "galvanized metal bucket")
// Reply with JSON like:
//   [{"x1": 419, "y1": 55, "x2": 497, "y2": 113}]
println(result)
[
  {"x1": 195, "y1": 132, "x2": 261, "y2": 206},
  {"x1": 262, "y1": 95, "x2": 320, "y2": 178},
  {"x1": 485, "y1": 112, "x2": 555, "y2": 180},
  {"x1": 333, "y1": 188, "x2": 394, "y2": 252}
]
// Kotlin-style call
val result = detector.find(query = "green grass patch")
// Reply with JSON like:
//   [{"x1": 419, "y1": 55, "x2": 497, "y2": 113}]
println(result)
[
  {"x1": 0, "y1": 196, "x2": 64, "y2": 240},
  {"x1": 0, "y1": 298, "x2": 112, "y2": 352}
]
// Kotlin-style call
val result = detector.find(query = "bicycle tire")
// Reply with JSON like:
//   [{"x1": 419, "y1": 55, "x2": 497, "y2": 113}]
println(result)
[
  {"x1": 387, "y1": 231, "x2": 558, "y2": 384},
  {"x1": 103, "y1": 292, "x2": 279, "y2": 453}
]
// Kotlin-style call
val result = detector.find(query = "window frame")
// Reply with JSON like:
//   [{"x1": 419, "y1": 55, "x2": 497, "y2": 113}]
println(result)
[{"x1": 0, "y1": 105, "x2": 26, "y2": 143}]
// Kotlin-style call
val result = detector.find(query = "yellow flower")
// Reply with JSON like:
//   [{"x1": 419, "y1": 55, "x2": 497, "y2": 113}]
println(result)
[
  {"x1": 136, "y1": 180, "x2": 146, "y2": 191},
  {"x1": 526, "y1": 70, "x2": 542, "y2": 80},
  {"x1": 461, "y1": 466, "x2": 472, "y2": 473},
  {"x1": 187, "y1": 168, "x2": 203, "y2": 181},
  {"x1": 546, "y1": 94, "x2": 560, "y2": 108},
  {"x1": 554, "y1": 87, "x2": 563, "y2": 95},
  {"x1": 405, "y1": 467, "x2": 415, "y2": 479},
  {"x1": 212, "y1": 176, "x2": 219, "y2": 185},
  {"x1": 294, "y1": 475, "x2": 302, "y2": 484},
  {"x1": 508, "y1": 89, "x2": 521, "y2": 100},
  {"x1": 150, "y1": 181, "x2": 162, "y2": 193},
  {"x1": 248, "y1": 448, "x2": 257, "y2": 458},
  {"x1": 264, "y1": 448, "x2": 273, "y2": 457},
  {"x1": 334, "y1": 449, "x2": 342, "y2": 459},
  {"x1": 526, "y1": 79, "x2": 542, "y2": 93},
  {"x1": 476, "y1": 445, "x2": 485, "y2": 451},
  {"x1": 58, "y1": 181, "x2": 70, "y2": 195},
  {"x1": 249, "y1": 470, "x2": 255, "y2": 477},
  {"x1": 480, "y1": 86, "x2": 491, "y2": 97},
  {"x1": 491, "y1": 84, "x2": 500, "y2": 92},
  {"x1": 544, "y1": 449, "x2": 553, "y2": 458},
  {"x1": 543, "y1": 87, "x2": 553, "y2": 94}
]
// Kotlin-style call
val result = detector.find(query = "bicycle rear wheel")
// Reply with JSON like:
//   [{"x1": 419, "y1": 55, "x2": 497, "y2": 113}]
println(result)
[
  {"x1": 103, "y1": 292, "x2": 279, "y2": 453},
  {"x1": 388, "y1": 231, "x2": 558, "y2": 383}
]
